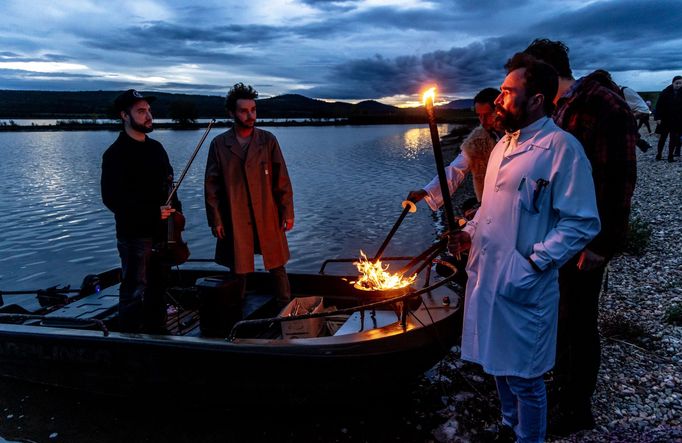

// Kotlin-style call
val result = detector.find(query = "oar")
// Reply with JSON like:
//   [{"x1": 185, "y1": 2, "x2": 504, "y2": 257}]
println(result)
[{"x1": 372, "y1": 200, "x2": 417, "y2": 263}]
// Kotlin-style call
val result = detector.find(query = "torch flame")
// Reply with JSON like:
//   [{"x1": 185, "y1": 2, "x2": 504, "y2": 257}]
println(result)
[
  {"x1": 352, "y1": 250, "x2": 416, "y2": 291},
  {"x1": 422, "y1": 87, "x2": 436, "y2": 106}
]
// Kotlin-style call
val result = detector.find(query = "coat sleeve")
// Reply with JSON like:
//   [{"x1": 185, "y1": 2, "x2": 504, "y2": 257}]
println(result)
[
  {"x1": 270, "y1": 137, "x2": 294, "y2": 221},
  {"x1": 204, "y1": 139, "x2": 224, "y2": 228},
  {"x1": 529, "y1": 140, "x2": 601, "y2": 270},
  {"x1": 423, "y1": 153, "x2": 469, "y2": 211}
]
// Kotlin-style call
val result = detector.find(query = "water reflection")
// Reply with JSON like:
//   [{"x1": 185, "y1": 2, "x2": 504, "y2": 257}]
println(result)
[{"x1": 0, "y1": 124, "x2": 459, "y2": 291}]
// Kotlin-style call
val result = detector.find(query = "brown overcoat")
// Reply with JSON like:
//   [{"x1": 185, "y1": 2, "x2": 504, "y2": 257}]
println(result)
[{"x1": 204, "y1": 128, "x2": 294, "y2": 273}]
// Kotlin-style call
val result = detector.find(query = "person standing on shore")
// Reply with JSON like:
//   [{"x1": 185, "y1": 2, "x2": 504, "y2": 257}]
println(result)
[
  {"x1": 101, "y1": 89, "x2": 181, "y2": 333},
  {"x1": 204, "y1": 83, "x2": 294, "y2": 305},
  {"x1": 448, "y1": 53, "x2": 600, "y2": 442},
  {"x1": 654, "y1": 76, "x2": 682, "y2": 162},
  {"x1": 407, "y1": 87, "x2": 502, "y2": 214},
  {"x1": 522, "y1": 38, "x2": 638, "y2": 435}
]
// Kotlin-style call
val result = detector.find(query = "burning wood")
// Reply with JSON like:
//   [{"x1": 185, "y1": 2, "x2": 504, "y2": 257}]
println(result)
[{"x1": 351, "y1": 251, "x2": 416, "y2": 291}]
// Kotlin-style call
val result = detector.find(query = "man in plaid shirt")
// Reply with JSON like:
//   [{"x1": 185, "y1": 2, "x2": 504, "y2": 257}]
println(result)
[{"x1": 522, "y1": 38, "x2": 637, "y2": 435}]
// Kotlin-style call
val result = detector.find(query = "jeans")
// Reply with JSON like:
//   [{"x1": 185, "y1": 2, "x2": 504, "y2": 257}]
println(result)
[
  {"x1": 495, "y1": 375, "x2": 547, "y2": 443},
  {"x1": 117, "y1": 238, "x2": 167, "y2": 332}
]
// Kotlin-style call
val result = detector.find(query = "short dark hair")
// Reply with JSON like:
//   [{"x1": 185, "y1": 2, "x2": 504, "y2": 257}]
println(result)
[
  {"x1": 225, "y1": 83, "x2": 258, "y2": 112},
  {"x1": 473, "y1": 87, "x2": 501, "y2": 107},
  {"x1": 522, "y1": 38, "x2": 572, "y2": 79},
  {"x1": 504, "y1": 52, "x2": 558, "y2": 116},
  {"x1": 673, "y1": 75, "x2": 682, "y2": 83}
]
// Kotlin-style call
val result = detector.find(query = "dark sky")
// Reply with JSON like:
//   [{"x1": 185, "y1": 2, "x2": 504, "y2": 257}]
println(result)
[{"x1": 1, "y1": 0, "x2": 681, "y2": 105}]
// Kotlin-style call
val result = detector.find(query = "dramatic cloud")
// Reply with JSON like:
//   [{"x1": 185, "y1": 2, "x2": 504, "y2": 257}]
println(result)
[{"x1": 0, "y1": 0, "x2": 680, "y2": 104}]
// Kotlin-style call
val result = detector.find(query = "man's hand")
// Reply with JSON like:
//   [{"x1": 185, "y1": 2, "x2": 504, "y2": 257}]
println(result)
[
  {"x1": 576, "y1": 248, "x2": 606, "y2": 271},
  {"x1": 447, "y1": 231, "x2": 471, "y2": 257},
  {"x1": 406, "y1": 189, "x2": 427, "y2": 203},
  {"x1": 160, "y1": 205, "x2": 175, "y2": 220},
  {"x1": 283, "y1": 218, "x2": 294, "y2": 231},
  {"x1": 211, "y1": 225, "x2": 226, "y2": 240}
]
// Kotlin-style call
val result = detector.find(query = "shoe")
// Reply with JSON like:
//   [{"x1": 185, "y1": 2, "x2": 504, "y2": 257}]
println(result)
[
  {"x1": 668, "y1": 158, "x2": 677, "y2": 163},
  {"x1": 636, "y1": 138, "x2": 651, "y2": 153},
  {"x1": 656, "y1": 154, "x2": 662, "y2": 161},
  {"x1": 481, "y1": 424, "x2": 516, "y2": 443},
  {"x1": 547, "y1": 407, "x2": 595, "y2": 436}
]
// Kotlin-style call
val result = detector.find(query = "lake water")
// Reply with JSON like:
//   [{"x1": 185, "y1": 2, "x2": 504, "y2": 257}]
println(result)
[{"x1": 0, "y1": 124, "x2": 463, "y2": 294}]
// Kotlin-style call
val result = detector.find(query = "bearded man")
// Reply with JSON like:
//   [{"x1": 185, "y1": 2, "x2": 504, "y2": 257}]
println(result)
[
  {"x1": 448, "y1": 54, "x2": 600, "y2": 442},
  {"x1": 101, "y1": 89, "x2": 181, "y2": 333}
]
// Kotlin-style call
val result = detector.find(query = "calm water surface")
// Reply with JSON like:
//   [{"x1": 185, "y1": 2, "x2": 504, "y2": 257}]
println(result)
[{"x1": 0, "y1": 124, "x2": 457, "y2": 294}]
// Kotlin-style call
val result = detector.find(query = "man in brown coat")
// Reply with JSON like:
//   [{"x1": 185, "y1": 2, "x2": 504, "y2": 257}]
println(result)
[{"x1": 204, "y1": 83, "x2": 294, "y2": 304}]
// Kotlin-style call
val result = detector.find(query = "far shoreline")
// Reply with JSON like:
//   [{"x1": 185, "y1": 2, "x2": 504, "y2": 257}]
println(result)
[{"x1": 0, "y1": 117, "x2": 477, "y2": 132}]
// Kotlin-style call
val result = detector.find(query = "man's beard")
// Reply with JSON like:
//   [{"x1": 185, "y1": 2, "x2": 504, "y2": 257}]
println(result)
[
  {"x1": 130, "y1": 118, "x2": 153, "y2": 133},
  {"x1": 495, "y1": 101, "x2": 528, "y2": 132},
  {"x1": 233, "y1": 114, "x2": 255, "y2": 129}
]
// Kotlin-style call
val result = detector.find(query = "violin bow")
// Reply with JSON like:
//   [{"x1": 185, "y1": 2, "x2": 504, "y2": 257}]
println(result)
[{"x1": 165, "y1": 119, "x2": 216, "y2": 206}]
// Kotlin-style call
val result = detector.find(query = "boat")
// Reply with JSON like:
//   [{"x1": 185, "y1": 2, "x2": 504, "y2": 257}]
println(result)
[{"x1": 0, "y1": 253, "x2": 463, "y2": 405}]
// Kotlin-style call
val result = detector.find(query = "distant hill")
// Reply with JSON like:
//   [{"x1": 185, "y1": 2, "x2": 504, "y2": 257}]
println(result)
[
  {"x1": 442, "y1": 99, "x2": 474, "y2": 110},
  {"x1": 0, "y1": 90, "x2": 475, "y2": 123}
]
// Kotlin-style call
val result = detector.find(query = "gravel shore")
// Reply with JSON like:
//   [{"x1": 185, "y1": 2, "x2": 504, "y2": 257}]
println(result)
[{"x1": 429, "y1": 128, "x2": 682, "y2": 442}]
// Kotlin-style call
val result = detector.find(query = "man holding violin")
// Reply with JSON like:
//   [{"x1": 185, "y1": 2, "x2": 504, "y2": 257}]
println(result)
[{"x1": 101, "y1": 89, "x2": 182, "y2": 333}]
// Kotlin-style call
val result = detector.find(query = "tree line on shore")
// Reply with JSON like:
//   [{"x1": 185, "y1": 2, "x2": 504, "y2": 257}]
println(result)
[{"x1": 0, "y1": 90, "x2": 478, "y2": 129}]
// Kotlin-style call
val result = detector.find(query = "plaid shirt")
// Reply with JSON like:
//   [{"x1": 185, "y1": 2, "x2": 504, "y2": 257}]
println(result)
[{"x1": 554, "y1": 73, "x2": 638, "y2": 259}]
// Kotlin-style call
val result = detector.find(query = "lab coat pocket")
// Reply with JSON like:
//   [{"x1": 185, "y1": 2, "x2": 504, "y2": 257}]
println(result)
[
  {"x1": 499, "y1": 249, "x2": 543, "y2": 305},
  {"x1": 518, "y1": 177, "x2": 549, "y2": 214}
]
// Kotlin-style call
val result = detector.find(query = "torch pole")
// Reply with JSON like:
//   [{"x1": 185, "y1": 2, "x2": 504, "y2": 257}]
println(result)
[{"x1": 424, "y1": 97, "x2": 456, "y2": 232}]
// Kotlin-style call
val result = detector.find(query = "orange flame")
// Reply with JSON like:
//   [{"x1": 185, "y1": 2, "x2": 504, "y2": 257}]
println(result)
[
  {"x1": 422, "y1": 87, "x2": 436, "y2": 106},
  {"x1": 352, "y1": 250, "x2": 416, "y2": 291}
]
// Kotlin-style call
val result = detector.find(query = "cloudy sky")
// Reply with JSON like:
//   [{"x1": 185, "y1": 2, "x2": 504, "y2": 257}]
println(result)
[{"x1": 1, "y1": 0, "x2": 681, "y2": 106}]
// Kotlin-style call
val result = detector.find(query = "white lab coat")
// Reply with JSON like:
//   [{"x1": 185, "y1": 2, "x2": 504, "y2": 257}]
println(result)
[{"x1": 461, "y1": 117, "x2": 600, "y2": 378}]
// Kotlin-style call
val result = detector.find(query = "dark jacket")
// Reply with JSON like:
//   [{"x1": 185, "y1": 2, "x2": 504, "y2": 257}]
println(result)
[
  {"x1": 554, "y1": 71, "x2": 637, "y2": 259},
  {"x1": 204, "y1": 128, "x2": 294, "y2": 273},
  {"x1": 654, "y1": 85, "x2": 682, "y2": 132},
  {"x1": 101, "y1": 131, "x2": 180, "y2": 240}
]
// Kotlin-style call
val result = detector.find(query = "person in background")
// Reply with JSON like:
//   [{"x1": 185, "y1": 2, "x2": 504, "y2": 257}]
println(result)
[
  {"x1": 654, "y1": 75, "x2": 682, "y2": 161},
  {"x1": 407, "y1": 88, "x2": 502, "y2": 215},
  {"x1": 101, "y1": 89, "x2": 181, "y2": 333},
  {"x1": 204, "y1": 83, "x2": 294, "y2": 305},
  {"x1": 523, "y1": 38, "x2": 637, "y2": 435},
  {"x1": 621, "y1": 85, "x2": 652, "y2": 134},
  {"x1": 591, "y1": 71, "x2": 651, "y2": 154},
  {"x1": 448, "y1": 53, "x2": 600, "y2": 443}
]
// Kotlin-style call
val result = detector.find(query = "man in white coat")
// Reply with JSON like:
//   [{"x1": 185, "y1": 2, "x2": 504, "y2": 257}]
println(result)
[{"x1": 449, "y1": 53, "x2": 600, "y2": 442}]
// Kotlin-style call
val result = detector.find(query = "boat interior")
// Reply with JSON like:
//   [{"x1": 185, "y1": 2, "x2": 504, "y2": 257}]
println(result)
[{"x1": 0, "y1": 257, "x2": 464, "y2": 341}]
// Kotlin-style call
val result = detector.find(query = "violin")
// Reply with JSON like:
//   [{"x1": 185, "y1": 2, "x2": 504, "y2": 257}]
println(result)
[
  {"x1": 161, "y1": 207, "x2": 190, "y2": 266},
  {"x1": 158, "y1": 120, "x2": 215, "y2": 266}
]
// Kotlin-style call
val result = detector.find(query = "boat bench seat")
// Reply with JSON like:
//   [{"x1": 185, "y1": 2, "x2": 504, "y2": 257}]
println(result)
[{"x1": 45, "y1": 288, "x2": 119, "y2": 320}]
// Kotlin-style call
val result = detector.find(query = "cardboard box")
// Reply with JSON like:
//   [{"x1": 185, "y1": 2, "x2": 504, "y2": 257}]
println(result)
[{"x1": 279, "y1": 296, "x2": 324, "y2": 339}]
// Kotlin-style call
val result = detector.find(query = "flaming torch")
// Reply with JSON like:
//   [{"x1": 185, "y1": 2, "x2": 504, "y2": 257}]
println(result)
[{"x1": 423, "y1": 87, "x2": 456, "y2": 232}]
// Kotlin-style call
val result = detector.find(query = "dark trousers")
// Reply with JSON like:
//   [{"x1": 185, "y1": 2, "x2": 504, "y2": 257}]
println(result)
[
  {"x1": 117, "y1": 238, "x2": 167, "y2": 333},
  {"x1": 657, "y1": 127, "x2": 681, "y2": 159},
  {"x1": 553, "y1": 257, "x2": 606, "y2": 415},
  {"x1": 637, "y1": 113, "x2": 651, "y2": 133},
  {"x1": 232, "y1": 265, "x2": 291, "y2": 305}
]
